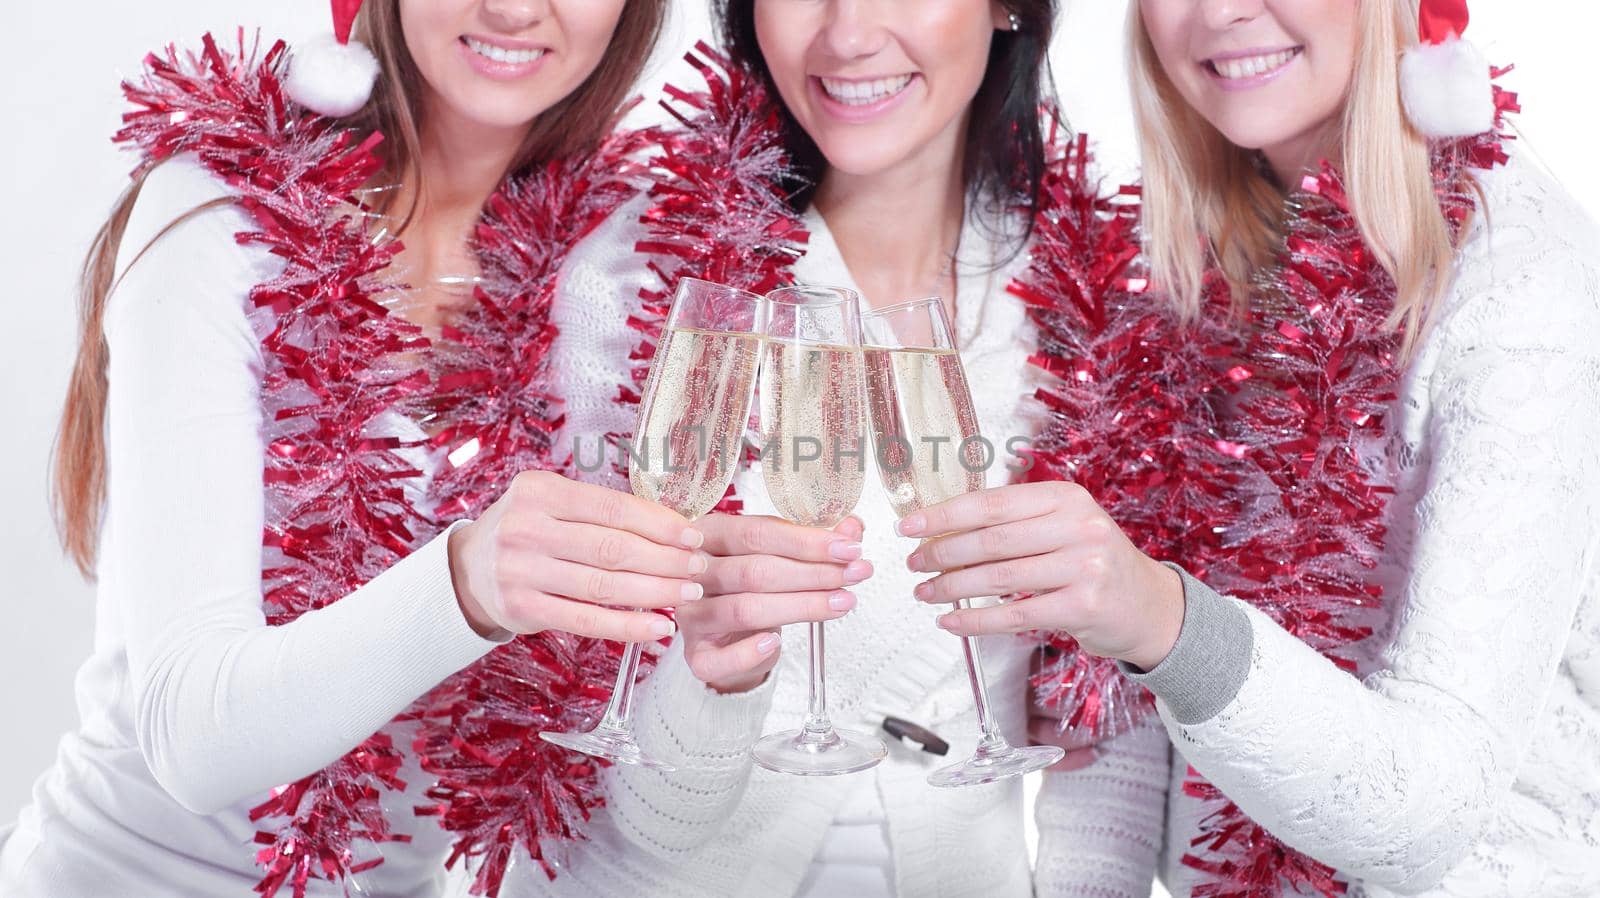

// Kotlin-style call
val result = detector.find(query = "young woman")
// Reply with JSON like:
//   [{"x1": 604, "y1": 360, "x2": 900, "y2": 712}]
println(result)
[
  {"x1": 492, "y1": 0, "x2": 1194, "y2": 895},
  {"x1": 0, "y1": 2, "x2": 823, "y2": 896},
  {"x1": 925, "y1": 0, "x2": 1600, "y2": 895}
]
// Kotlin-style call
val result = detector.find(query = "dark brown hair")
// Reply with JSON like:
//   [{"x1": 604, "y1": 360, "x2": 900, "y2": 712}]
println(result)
[
  {"x1": 714, "y1": 0, "x2": 1058, "y2": 218},
  {"x1": 54, "y1": 0, "x2": 666, "y2": 576}
]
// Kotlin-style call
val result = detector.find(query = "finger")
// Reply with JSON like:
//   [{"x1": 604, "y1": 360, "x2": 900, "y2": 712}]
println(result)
[
  {"x1": 896, "y1": 482, "x2": 1076, "y2": 538},
  {"x1": 677, "y1": 589, "x2": 856, "y2": 634},
  {"x1": 684, "y1": 630, "x2": 783, "y2": 687},
  {"x1": 1046, "y1": 747, "x2": 1101, "y2": 773},
  {"x1": 547, "y1": 521, "x2": 707, "y2": 578},
  {"x1": 525, "y1": 597, "x2": 676, "y2": 644},
  {"x1": 913, "y1": 555, "x2": 1063, "y2": 604},
  {"x1": 909, "y1": 516, "x2": 1065, "y2": 573},
  {"x1": 833, "y1": 515, "x2": 865, "y2": 541},
  {"x1": 539, "y1": 478, "x2": 703, "y2": 549},
  {"x1": 1027, "y1": 714, "x2": 1101, "y2": 752},
  {"x1": 698, "y1": 513, "x2": 863, "y2": 563},
  {"x1": 702, "y1": 553, "x2": 871, "y2": 596},
  {"x1": 537, "y1": 558, "x2": 703, "y2": 609},
  {"x1": 936, "y1": 600, "x2": 1043, "y2": 637}
]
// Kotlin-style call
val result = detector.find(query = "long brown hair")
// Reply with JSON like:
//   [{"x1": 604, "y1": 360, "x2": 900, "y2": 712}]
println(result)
[{"x1": 53, "y1": 0, "x2": 665, "y2": 576}]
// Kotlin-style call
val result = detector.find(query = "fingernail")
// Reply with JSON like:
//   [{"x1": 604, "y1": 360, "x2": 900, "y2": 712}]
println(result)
[
  {"x1": 680, "y1": 582, "x2": 704, "y2": 602},
  {"x1": 906, "y1": 551, "x2": 924, "y2": 572},
  {"x1": 935, "y1": 613, "x2": 953, "y2": 630},
  {"x1": 898, "y1": 514, "x2": 925, "y2": 536},
  {"x1": 828, "y1": 590, "x2": 855, "y2": 611},
  {"x1": 842, "y1": 559, "x2": 872, "y2": 585},
  {"x1": 680, "y1": 528, "x2": 704, "y2": 549},
  {"x1": 688, "y1": 552, "x2": 710, "y2": 575},
  {"x1": 651, "y1": 618, "x2": 676, "y2": 638},
  {"x1": 756, "y1": 633, "x2": 781, "y2": 655},
  {"x1": 828, "y1": 540, "x2": 863, "y2": 561},
  {"x1": 913, "y1": 581, "x2": 932, "y2": 601}
]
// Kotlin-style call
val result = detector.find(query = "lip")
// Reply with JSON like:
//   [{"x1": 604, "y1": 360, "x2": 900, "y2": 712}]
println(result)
[
  {"x1": 1201, "y1": 46, "x2": 1302, "y2": 92},
  {"x1": 809, "y1": 74, "x2": 918, "y2": 124},
  {"x1": 459, "y1": 35, "x2": 551, "y2": 81}
]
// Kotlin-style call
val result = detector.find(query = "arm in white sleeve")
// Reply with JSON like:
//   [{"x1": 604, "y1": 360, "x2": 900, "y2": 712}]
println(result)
[
  {"x1": 1131, "y1": 262, "x2": 1600, "y2": 891},
  {"x1": 1033, "y1": 719, "x2": 1171, "y2": 898},
  {"x1": 599, "y1": 640, "x2": 776, "y2": 861},
  {"x1": 103, "y1": 159, "x2": 504, "y2": 816}
]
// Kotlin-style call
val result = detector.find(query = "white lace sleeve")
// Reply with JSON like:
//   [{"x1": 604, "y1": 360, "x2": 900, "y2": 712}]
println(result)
[
  {"x1": 1034, "y1": 719, "x2": 1171, "y2": 897},
  {"x1": 1157, "y1": 191, "x2": 1600, "y2": 892}
]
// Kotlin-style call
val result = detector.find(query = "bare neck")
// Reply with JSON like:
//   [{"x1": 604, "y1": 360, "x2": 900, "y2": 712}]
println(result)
[{"x1": 812, "y1": 124, "x2": 968, "y2": 313}]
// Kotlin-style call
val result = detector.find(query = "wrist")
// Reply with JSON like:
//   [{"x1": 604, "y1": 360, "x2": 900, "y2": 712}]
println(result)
[
  {"x1": 447, "y1": 522, "x2": 514, "y2": 641},
  {"x1": 706, "y1": 657, "x2": 774, "y2": 695},
  {"x1": 1121, "y1": 560, "x2": 1185, "y2": 672}
]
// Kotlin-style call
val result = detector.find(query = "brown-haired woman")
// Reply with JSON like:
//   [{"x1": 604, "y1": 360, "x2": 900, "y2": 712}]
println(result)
[{"x1": 0, "y1": 2, "x2": 733, "y2": 896}]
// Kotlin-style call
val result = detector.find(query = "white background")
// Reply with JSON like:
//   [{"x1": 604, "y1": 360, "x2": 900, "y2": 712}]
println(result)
[{"x1": 3, "y1": 3, "x2": 1596, "y2": 894}]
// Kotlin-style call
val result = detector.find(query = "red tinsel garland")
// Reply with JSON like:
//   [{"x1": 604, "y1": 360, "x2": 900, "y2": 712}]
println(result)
[
  {"x1": 626, "y1": 43, "x2": 811, "y2": 512},
  {"x1": 1009, "y1": 120, "x2": 1227, "y2": 744},
  {"x1": 1177, "y1": 78, "x2": 1521, "y2": 897},
  {"x1": 115, "y1": 32, "x2": 651, "y2": 898},
  {"x1": 118, "y1": 33, "x2": 429, "y2": 898},
  {"x1": 403, "y1": 136, "x2": 652, "y2": 897}
]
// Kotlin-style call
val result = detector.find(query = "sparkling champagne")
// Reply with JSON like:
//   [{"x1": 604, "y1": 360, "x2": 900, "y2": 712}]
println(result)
[
  {"x1": 629, "y1": 327, "x2": 762, "y2": 519},
  {"x1": 864, "y1": 346, "x2": 986, "y2": 519},
  {"x1": 759, "y1": 341, "x2": 867, "y2": 528}
]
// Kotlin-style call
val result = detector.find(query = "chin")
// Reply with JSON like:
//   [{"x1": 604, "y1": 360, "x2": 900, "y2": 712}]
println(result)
[{"x1": 811, "y1": 136, "x2": 917, "y2": 182}]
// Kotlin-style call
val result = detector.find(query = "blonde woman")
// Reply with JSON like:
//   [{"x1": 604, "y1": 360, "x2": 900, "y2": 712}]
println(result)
[{"x1": 913, "y1": 0, "x2": 1600, "y2": 895}]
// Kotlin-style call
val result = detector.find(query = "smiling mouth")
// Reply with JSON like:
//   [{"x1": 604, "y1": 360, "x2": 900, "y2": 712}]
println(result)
[
  {"x1": 817, "y1": 74, "x2": 914, "y2": 107},
  {"x1": 462, "y1": 36, "x2": 546, "y2": 65},
  {"x1": 1205, "y1": 47, "x2": 1301, "y2": 81}
]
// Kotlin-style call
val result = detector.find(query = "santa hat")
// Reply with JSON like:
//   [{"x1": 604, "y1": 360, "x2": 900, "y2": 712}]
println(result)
[
  {"x1": 1399, "y1": 0, "x2": 1495, "y2": 138},
  {"x1": 285, "y1": 0, "x2": 380, "y2": 117}
]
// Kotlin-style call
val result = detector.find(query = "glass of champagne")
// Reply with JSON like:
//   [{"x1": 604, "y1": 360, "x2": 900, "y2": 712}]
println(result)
[
  {"x1": 750, "y1": 285, "x2": 888, "y2": 776},
  {"x1": 540, "y1": 278, "x2": 767, "y2": 771},
  {"x1": 860, "y1": 297, "x2": 1065, "y2": 787}
]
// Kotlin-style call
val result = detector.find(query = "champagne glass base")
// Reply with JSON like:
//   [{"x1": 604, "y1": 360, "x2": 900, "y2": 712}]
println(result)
[
  {"x1": 752, "y1": 727, "x2": 887, "y2": 776},
  {"x1": 539, "y1": 725, "x2": 676, "y2": 772},
  {"x1": 926, "y1": 743, "x2": 1063, "y2": 788}
]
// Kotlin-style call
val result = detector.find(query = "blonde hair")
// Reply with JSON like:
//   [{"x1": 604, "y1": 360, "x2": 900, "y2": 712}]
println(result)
[{"x1": 1128, "y1": 0, "x2": 1455, "y2": 351}]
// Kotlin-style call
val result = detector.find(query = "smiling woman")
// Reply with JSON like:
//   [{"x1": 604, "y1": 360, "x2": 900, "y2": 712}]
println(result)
[{"x1": 0, "y1": 0, "x2": 712, "y2": 896}]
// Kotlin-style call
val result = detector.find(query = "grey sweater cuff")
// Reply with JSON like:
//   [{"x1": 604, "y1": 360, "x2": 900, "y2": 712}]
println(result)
[{"x1": 1119, "y1": 564, "x2": 1253, "y2": 725}]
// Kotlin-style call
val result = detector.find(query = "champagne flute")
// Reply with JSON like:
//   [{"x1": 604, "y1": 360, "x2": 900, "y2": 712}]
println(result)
[
  {"x1": 540, "y1": 278, "x2": 766, "y2": 771},
  {"x1": 750, "y1": 285, "x2": 888, "y2": 776},
  {"x1": 860, "y1": 297, "x2": 1064, "y2": 787}
]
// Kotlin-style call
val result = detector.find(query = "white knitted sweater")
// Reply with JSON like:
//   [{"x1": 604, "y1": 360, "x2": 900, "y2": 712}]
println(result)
[
  {"x1": 501, "y1": 199, "x2": 1059, "y2": 898},
  {"x1": 1036, "y1": 148, "x2": 1600, "y2": 897}
]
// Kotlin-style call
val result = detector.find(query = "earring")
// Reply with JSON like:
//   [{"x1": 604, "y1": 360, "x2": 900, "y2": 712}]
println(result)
[{"x1": 1008, "y1": 12, "x2": 1022, "y2": 31}]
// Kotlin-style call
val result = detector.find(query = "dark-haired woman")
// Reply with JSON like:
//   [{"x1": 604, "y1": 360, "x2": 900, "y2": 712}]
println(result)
[
  {"x1": 0, "y1": 1, "x2": 748, "y2": 896},
  {"x1": 501, "y1": 2, "x2": 1176, "y2": 896}
]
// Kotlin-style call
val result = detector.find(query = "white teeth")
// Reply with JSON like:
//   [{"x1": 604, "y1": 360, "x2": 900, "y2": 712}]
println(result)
[
  {"x1": 1211, "y1": 48, "x2": 1296, "y2": 81},
  {"x1": 818, "y1": 74, "x2": 914, "y2": 106},
  {"x1": 464, "y1": 36, "x2": 545, "y2": 65}
]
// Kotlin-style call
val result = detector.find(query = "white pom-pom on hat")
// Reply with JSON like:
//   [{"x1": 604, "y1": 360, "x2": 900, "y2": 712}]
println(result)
[
  {"x1": 1400, "y1": 0, "x2": 1495, "y2": 139},
  {"x1": 284, "y1": 0, "x2": 377, "y2": 118},
  {"x1": 285, "y1": 33, "x2": 379, "y2": 117}
]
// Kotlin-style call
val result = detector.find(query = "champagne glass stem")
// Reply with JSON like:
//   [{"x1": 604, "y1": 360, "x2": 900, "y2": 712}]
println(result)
[
  {"x1": 955, "y1": 599, "x2": 1011, "y2": 756},
  {"x1": 595, "y1": 639, "x2": 644, "y2": 733},
  {"x1": 801, "y1": 622, "x2": 836, "y2": 741}
]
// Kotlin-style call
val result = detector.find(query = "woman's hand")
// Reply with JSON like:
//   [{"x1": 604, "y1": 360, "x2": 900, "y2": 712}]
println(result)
[
  {"x1": 447, "y1": 470, "x2": 707, "y2": 643},
  {"x1": 675, "y1": 514, "x2": 872, "y2": 694},
  {"x1": 897, "y1": 481, "x2": 1184, "y2": 672}
]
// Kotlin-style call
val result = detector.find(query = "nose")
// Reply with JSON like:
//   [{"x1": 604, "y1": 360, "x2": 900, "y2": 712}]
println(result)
[
  {"x1": 1198, "y1": 0, "x2": 1265, "y2": 29},
  {"x1": 819, "y1": 0, "x2": 891, "y2": 63},
  {"x1": 482, "y1": 0, "x2": 550, "y2": 31}
]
